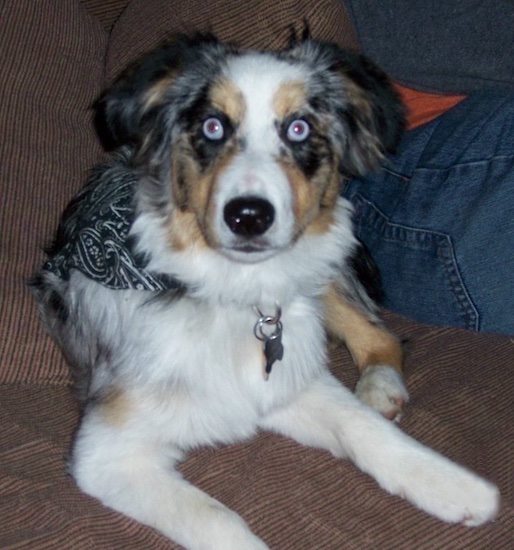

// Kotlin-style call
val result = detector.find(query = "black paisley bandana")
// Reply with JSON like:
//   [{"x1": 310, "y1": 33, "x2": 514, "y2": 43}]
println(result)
[{"x1": 43, "y1": 168, "x2": 183, "y2": 292}]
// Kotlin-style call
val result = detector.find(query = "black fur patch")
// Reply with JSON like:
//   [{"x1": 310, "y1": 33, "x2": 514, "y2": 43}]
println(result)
[
  {"x1": 29, "y1": 274, "x2": 69, "y2": 323},
  {"x1": 347, "y1": 241, "x2": 384, "y2": 304}
]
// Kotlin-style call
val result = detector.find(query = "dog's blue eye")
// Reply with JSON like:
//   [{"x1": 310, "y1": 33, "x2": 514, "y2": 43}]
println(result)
[
  {"x1": 286, "y1": 119, "x2": 310, "y2": 142},
  {"x1": 202, "y1": 117, "x2": 224, "y2": 140}
]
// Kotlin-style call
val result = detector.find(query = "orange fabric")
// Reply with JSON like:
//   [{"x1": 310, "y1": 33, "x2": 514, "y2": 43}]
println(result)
[{"x1": 394, "y1": 83, "x2": 467, "y2": 129}]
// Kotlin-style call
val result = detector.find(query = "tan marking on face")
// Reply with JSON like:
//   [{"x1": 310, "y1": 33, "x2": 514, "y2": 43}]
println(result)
[
  {"x1": 168, "y1": 143, "x2": 209, "y2": 251},
  {"x1": 168, "y1": 138, "x2": 241, "y2": 251},
  {"x1": 305, "y1": 205, "x2": 336, "y2": 236},
  {"x1": 288, "y1": 163, "x2": 318, "y2": 231},
  {"x1": 209, "y1": 78, "x2": 245, "y2": 123},
  {"x1": 98, "y1": 388, "x2": 133, "y2": 427},
  {"x1": 278, "y1": 155, "x2": 340, "y2": 239},
  {"x1": 170, "y1": 139, "x2": 201, "y2": 209},
  {"x1": 167, "y1": 208, "x2": 209, "y2": 252},
  {"x1": 304, "y1": 161, "x2": 342, "y2": 236},
  {"x1": 272, "y1": 80, "x2": 308, "y2": 119}
]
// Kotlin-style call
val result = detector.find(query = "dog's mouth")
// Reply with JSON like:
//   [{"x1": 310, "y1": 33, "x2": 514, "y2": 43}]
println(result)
[
  {"x1": 220, "y1": 237, "x2": 282, "y2": 263},
  {"x1": 229, "y1": 239, "x2": 270, "y2": 253}
]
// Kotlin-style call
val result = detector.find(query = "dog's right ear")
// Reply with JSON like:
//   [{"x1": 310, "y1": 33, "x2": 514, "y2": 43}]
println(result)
[{"x1": 95, "y1": 34, "x2": 222, "y2": 150}]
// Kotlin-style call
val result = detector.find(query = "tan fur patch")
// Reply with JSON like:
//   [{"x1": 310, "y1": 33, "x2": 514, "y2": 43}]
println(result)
[
  {"x1": 277, "y1": 156, "x2": 340, "y2": 239},
  {"x1": 209, "y1": 78, "x2": 245, "y2": 123},
  {"x1": 143, "y1": 74, "x2": 177, "y2": 112},
  {"x1": 167, "y1": 208, "x2": 208, "y2": 252},
  {"x1": 168, "y1": 139, "x2": 241, "y2": 252},
  {"x1": 168, "y1": 144, "x2": 210, "y2": 252},
  {"x1": 304, "y1": 168, "x2": 341, "y2": 236},
  {"x1": 98, "y1": 388, "x2": 133, "y2": 427},
  {"x1": 170, "y1": 141, "x2": 201, "y2": 209},
  {"x1": 284, "y1": 162, "x2": 314, "y2": 227},
  {"x1": 272, "y1": 80, "x2": 308, "y2": 119},
  {"x1": 305, "y1": 207, "x2": 336, "y2": 237},
  {"x1": 323, "y1": 285, "x2": 403, "y2": 373}
]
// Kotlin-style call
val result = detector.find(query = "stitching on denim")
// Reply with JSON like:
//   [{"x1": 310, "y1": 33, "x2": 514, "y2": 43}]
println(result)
[
  {"x1": 352, "y1": 194, "x2": 480, "y2": 330},
  {"x1": 437, "y1": 234, "x2": 480, "y2": 331},
  {"x1": 380, "y1": 165, "x2": 411, "y2": 181},
  {"x1": 414, "y1": 154, "x2": 514, "y2": 173}
]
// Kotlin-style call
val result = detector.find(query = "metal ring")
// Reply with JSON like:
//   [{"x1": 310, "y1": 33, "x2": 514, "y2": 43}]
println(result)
[
  {"x1": 253, "y1": 305, "x2": 282, "y2": 341},
  {"x1": 254, "y1": 319, "x2": 282, "y2": 341},
  {"x1": 255, "y1": 306, "x2": 281, "y2": 324}
]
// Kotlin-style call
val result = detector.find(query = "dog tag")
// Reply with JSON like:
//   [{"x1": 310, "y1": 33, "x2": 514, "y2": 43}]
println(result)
[
  {"x1": 254, "y1": 305, "x2": 285, "y2": 380},
  {"x1": 264, "y1": 328, "x2": 284, "y2": 376}
]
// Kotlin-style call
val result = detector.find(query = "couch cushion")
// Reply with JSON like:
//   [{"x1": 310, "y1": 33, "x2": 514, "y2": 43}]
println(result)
[
  {"x1": 81, "y1": 0, "x2": 131, "y2": 30},
  {"x1": 106, "y1": 0, "x2": 358, "y2": 82},
  {"x1": 0, "y1": 1, "x2": 108, "y2": 384},
  {"x1": 0, "y1": 316, "x2": 512, "y2": 548}
]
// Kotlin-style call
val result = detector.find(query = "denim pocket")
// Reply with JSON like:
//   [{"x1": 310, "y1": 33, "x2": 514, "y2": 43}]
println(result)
[{"x1": 351, "y1": 194, "x2": 479, "y2": 330}]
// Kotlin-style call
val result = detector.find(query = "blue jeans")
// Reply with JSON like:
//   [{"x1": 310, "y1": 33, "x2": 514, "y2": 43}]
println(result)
[{"x1": 343, "y1": 90, "x2": 514, "y2": 334}]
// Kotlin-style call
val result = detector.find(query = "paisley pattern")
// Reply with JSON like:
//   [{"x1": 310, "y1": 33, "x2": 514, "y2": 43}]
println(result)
[{"x1": 44, "y1": 168, "x2": 182, "y2": 292}]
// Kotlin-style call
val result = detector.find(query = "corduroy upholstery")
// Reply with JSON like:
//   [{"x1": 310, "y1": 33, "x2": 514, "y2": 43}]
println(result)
[{"x1": 1, "y1": 1, "x2": 512, "y2": 548}]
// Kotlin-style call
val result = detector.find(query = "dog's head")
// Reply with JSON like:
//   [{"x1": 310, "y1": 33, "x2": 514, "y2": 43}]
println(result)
[{"x1": 100, "y1": 35, "x2": 404, "y2": 263}]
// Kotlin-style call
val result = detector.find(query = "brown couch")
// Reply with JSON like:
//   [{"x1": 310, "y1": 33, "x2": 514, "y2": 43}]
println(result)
[{"x1": 1, "y1": 1, "x2": 512, "y2": 548}]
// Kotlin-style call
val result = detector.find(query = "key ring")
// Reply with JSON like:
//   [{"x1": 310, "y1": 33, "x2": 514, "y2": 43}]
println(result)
[{"x1": 253, "y1": 305, "x2": 282, "y2": 341}]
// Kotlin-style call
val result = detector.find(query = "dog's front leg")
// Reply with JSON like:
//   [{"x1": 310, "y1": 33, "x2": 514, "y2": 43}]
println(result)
[
  {"x1": 260, "y1": 372, "x2": 499, "y2": 526},
  {"x1": 70, "y1": 414, "x2": 269, "y2": 550},
  {"x1": 323, "y1": 283, "x2": 408, "y2": 421}
]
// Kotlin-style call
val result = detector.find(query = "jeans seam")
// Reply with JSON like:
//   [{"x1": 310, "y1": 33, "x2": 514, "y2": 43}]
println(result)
[
  {"x1": 414, "y1": 154, "x2": 514, "y2": 173},
  {"x1": 437, "y1": 235, "x2": 480, "y2": 331}
]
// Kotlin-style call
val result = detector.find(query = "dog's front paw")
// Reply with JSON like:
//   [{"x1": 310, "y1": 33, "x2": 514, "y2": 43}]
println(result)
[
  {"x1": 399, "y1": 455, "x2": 500, "y2": 527},
  {"x1": 441, "y1": 474, "x2": 500, "y2": 527},
  {"x1": 355, "y1": 365, "x2": 409, "y2": 421}
]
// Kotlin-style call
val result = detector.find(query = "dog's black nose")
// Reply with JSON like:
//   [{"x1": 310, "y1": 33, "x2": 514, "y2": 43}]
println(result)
[{"x1": 223, "y1": 197, "x2": 275, "y2": 237}]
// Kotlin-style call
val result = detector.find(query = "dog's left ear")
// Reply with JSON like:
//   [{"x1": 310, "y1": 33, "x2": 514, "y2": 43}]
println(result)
[
  {"x1": 94, "y1": 41, "x2": 191, "y2": 150},
  {"x1": 95, "y1": 34, "x2": 228, "y2": 152},
  {"x1": 328, "y1": 46, "x2": 406, "y2": 176},
  {"x1": 293, "y1": 41, "x2": 405, "y2": 177}
]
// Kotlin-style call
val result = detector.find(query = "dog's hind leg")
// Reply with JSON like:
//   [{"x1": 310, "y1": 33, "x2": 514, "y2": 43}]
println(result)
[
  {"x1": 261, "y1": 372, "x2": 500, "y2": 526},
  {"x1": 70, "y1": 414, "x2": 269, "y2": 550},
  {"x1": 323, "y1": 283, "x2": 408, "y2": 421}
]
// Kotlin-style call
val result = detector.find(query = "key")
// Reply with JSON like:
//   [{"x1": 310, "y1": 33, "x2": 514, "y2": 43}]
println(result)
[
  {"x1": 253, "y1": 305, "x2": 284, "y2": 380},
  {"x1": 264, "y1": 329, "x2": 284, "y2": 376}
]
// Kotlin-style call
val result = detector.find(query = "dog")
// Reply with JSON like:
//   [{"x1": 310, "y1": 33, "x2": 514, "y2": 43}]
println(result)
[{"x1": 31, "y1": 35, "x2": 499, "y2": 549}]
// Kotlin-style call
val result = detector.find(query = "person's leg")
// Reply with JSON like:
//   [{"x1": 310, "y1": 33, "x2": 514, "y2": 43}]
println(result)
[{"x1": 343, "y1": 90, "x2": 514, "y2": 334}]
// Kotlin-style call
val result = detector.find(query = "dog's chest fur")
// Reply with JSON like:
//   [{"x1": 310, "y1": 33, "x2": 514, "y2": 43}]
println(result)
[{"x1": 79, "y1": 273, "x2": 327, "y2": 449}]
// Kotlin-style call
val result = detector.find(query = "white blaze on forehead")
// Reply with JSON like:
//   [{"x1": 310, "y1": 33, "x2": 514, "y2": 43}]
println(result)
[
  {"x1": 216, "y1": 52, "x2": 309, "y2": 198},
  {"x1": 224, "y1": 53, "x2": 308, "y2": 150}
]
